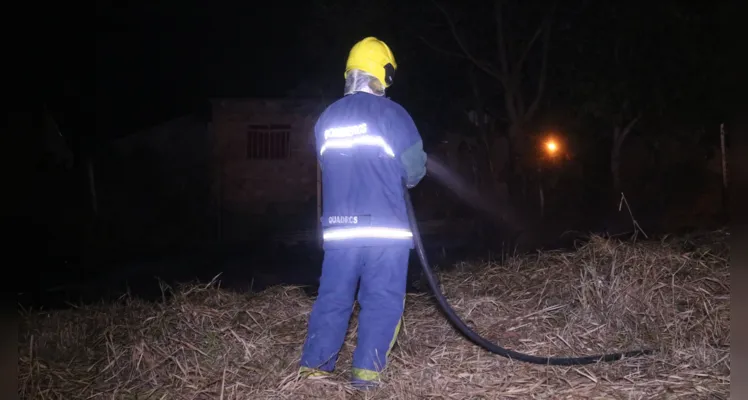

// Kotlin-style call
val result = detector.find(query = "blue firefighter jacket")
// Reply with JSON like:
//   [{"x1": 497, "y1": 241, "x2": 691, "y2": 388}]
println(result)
[{"x1": 315, "y1": 92, "x2": 427, "y2": 250}]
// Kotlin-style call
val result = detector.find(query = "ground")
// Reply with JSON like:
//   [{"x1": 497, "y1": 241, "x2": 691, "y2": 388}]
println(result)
[{"x1": 19, "y1": 232, "x2": 730, "y2": 399}]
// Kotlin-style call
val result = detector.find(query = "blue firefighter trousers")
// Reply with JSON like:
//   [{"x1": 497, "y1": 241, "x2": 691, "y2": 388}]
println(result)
[{"x1": 300, "y1": 245, "x2": 410, "y2": 384}]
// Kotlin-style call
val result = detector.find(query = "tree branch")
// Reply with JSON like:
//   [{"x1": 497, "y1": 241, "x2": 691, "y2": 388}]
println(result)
[
  {"x1": 516, "y1": 84, "x2": 526, "y2": 117},
  {"x1": 419, "y1": 36, "x2": 468, "y2": 59},
  {"x1": 515, "y1": 24, "x2": 544, "y2": 77},
  {"x1": 503, "y1": 85, "x2": 519, "y2": 122},
  {"x1": 616, "y1": 112, "x2": 642, "y2": 146},
  {"x1": 432, "y1": 0, "x2": 504, "y2": 82},
  {"x1": 526, "y1": 2, "x2": 556, "y2": 119},
  {"x1": 494, "y1": 0, "x2": 509, "y2": 75}
]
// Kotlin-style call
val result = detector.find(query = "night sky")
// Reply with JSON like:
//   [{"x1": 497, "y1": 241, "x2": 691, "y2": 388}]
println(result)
[
  {"x1": 94, "y1": 3, "x2": 311, "y2": 136},
  {"x1": 35, "y1": 2, "x2": 316, "y2": 149},
  {"x1": 32, "y1": 1, "x2": 737, "y2": 148}
]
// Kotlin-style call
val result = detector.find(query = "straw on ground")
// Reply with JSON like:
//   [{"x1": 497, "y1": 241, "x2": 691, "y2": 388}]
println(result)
[{"x1": 19, "y1": 233, "x2": 730, "y2": 399}]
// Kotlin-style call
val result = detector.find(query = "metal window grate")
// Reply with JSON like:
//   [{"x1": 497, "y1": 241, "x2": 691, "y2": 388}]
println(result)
[{"x1": 246, "y1": 124, "x2": 291, "y2": 159}]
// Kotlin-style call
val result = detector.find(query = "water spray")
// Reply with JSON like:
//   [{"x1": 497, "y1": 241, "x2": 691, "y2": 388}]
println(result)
[{"x1": 424, "y1": 157, "x2": 521, "y2": 231}]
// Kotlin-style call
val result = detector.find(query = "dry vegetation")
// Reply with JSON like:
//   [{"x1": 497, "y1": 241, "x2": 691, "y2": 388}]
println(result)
[{"x1": 19, "y1": 232, "x2": 730, "y2": 399}]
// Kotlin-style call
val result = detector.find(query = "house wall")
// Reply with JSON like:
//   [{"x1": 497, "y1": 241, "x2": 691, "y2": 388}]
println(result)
[{"x1": 211, "y1": 98, "x2": 330, "y2": 241}]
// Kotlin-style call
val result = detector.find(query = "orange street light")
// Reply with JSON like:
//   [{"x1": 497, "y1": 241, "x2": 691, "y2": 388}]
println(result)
[{"x1": 544, "y1": 138, "x2": 560, "y2": 156}]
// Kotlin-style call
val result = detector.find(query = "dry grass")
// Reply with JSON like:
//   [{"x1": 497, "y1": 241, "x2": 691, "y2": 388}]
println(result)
[{"x1": 19, "y1": 233, "x2": 730, "y2": 399}]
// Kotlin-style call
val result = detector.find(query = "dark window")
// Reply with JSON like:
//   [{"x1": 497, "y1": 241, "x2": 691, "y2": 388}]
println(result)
[{"x1": 246, "y1": 124, "x2": 291, "y2": 159}]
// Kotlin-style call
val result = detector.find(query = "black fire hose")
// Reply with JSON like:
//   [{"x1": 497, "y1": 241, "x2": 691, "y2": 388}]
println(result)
[{"x1": 402, "y1": 183, "x2": 655, "y2": 365}]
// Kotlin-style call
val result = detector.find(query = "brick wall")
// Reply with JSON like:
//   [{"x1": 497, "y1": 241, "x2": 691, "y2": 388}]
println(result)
[{"x1": 211, "y1": 98, "x2": 331, "y2": 240}]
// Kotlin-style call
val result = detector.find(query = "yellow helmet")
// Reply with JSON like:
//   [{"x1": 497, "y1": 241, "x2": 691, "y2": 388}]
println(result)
[{"x1": 345, "y1": 37, "x2": 398, "y2": 88}]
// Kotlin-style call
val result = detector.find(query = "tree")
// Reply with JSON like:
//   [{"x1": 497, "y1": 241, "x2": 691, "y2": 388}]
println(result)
[
  {"x1": 423, "y1": 0, "x2": 557, "y2": 198},
  {"x1": 572, "y1": 81, "x2": 642, "y2": 197},
  {"x1": 561, "y1": 1, "x2": 721, "y2": 200}
]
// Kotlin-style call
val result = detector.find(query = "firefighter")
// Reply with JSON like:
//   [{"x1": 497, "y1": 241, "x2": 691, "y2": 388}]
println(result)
[{"x1": 299, "y1": 36, "x2": 427, "y2": 389}]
